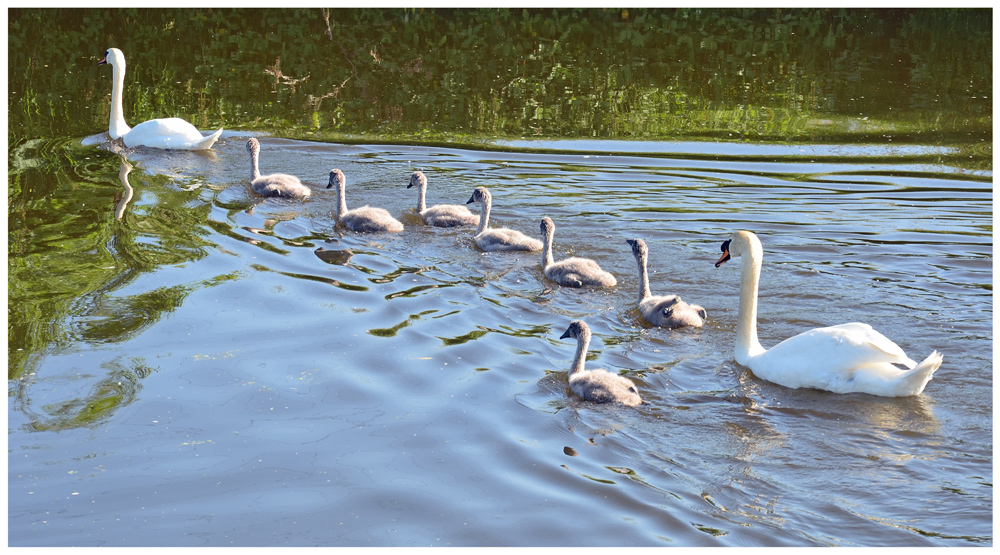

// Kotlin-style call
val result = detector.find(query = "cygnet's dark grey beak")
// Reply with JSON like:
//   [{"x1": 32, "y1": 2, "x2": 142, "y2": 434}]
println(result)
[
  {"x1": 559, "y1": 329, "x2": 572, "y2": 340},
  {"x1": 466, "y1": 195, "x2": 475, "y2": 204}
]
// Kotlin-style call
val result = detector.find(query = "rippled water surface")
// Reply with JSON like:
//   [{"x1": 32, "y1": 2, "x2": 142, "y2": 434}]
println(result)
[{"x1": 8, "y1": 136, "x2": 992, "y2": 546}]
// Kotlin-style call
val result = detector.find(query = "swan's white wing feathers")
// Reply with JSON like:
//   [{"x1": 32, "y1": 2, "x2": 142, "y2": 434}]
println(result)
[
  {"x1": 751, "y1": 322, "x2": 919, "y2": 391},
  {"x1": 124, "y1": 118, "x2": 222, "y2": 150},
  {"x1": 820, "y1": 322, "x2": 915, "y2": 364}
]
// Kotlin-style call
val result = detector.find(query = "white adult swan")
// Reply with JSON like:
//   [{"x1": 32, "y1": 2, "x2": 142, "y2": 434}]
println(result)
[
  {"x1": 560, "y1": 320, "x2": 642, "y2": 406},
  {"x1": 627, "y1": 238, "x2": 706, "y2": 328},
  {"x1": 465, "y1": 187, "x2": 543, "y2": 252},
  {"x1": 407, "y1": 171, "x2": 478, "y2": 227},
  {"x1": 715, "y1": 230, "x2": 942, "y2": 397},
  {"x1": 245, "y1": 138, "x2": 311, "y2": 198},
  {"x1": 540, "y1": 217, "x2": 616, "y2": 287},
  {"x1": 98, "y1": 48, "x2": 223, "y2": 150},
  {"x1": 327, "y1": 169, "x2": 404, "y2": 232}
]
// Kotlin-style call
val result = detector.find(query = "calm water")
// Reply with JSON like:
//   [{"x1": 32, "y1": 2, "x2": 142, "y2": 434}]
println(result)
[
  {"x1": 7, "y1": 134, "x2": 992, "y2": 546},
  {"x1": 7, "y1": 7, "x2": 993, "y2": 548}
]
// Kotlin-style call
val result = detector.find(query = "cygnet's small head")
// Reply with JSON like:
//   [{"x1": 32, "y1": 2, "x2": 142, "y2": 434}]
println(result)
[
  {"x1": 627, "y1": 238, "x2": 648, "y2": 261},
  {"x1": 327, "y1": 169, "x2": 346, "y2": 189},
  {"x1": 98, "y1": 48, "x2": 125, "y2": 68},
  {"x1": 246, "y1": 137, "x2": 260, "y2": 156},
  {"x1": 540, "y1": 216, "x2": 555, "y2": 236},
  {"x1": 407, "y1": 171, "x2": 426, "y2": 189},
  {"x1": 715, "y1": 230, "x2": 760, "y2": 268},
  {"x1": 559, "y1": 320, "x2": 590, "y2": 341},
  {"x1": 661, "y1": 296, "x2": 681, "y2": 318},
  {"x1": 466, "y1": 186, "x2": 490, "y2": 205}
]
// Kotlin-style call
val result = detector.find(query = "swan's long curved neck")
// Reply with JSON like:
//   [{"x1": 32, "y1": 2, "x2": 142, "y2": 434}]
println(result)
[
  {"x1": 636, "y1": 253, "x2": 652, "y2": 304},
  {"x1": 249, "y1": 150, "x2": 261, "y2": 181},
  {"x1": 416, "y1": 184, "x2": 426, "y2": 212},
  {"x1": 335, "y1": 181, "x2": 348, "y2": 218},
  {"x1": 108, "y1": 61, "x2": 132, "y2": 139},
  {"x1": 475, "y1": 196, "x2": 491, "y2": 235},
  {"x1": 542, "y1": 228, "x2": 555, "y2": 268},
  {"x1": 736, "y1": 249, "x2": 766, "y2": 363},
  {"x1": 570, "y1": 331, "x2": 590, "y2": 376}
]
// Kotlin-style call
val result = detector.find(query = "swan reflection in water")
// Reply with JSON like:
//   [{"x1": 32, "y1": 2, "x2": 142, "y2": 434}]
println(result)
[{"x1": 114, "y1": 158, "x2": 134, "y2": 220}]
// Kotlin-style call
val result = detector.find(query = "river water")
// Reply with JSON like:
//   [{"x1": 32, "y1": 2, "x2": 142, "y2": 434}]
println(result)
[
  {"x1": 8, "y1": 7, "x2": 993, "y2": 547},
  {"x1": 7, "y1": 134, "x2": 992, "y2": 546}
]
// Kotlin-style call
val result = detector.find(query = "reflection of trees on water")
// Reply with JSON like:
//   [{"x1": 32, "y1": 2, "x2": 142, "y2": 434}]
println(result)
[
  {"x1": 8, "y1": 8, "x2": 992, "y2": 150},
  {"x1": 11, "y1": 356, "x2": 158, "y2": 432},
  {"x1": 8, "y1": 146, "x2": 221, "y2": 430}
]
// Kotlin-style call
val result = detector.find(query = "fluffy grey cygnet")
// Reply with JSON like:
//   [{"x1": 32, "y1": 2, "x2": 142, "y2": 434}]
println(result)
[
  {"x1": 245, "y1": 138, "x2": 311, "y2": 198},
  {"x1": 465, "y1": 186, "x2": 543, "y2": 252},
  {"x1": 560, "y1": 320, "x2": 642, "y2": 406},
  {"x1": 327, "y1": 169, "x2": 404, "y2": 232},
  {"x1": 408, "y1": 171, "x2": 478, "y2": 227},
  {"x1": 627, "y1": 238, "x2": 706, "y2": 328},
  {"x1": 539, "y1": 217, "x2": 616, "y2": 287}
]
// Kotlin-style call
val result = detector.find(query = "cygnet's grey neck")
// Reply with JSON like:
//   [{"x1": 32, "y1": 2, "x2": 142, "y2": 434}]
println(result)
[
  {"x1": 569, "y1": 327, "x2": 590, "y2": 375},
  {"x1": 471, "y1": 192, "x2": 491, "y2": 235},
  {"x1": 416, "y1": 183, "x2": 426, "y2": 212},
  {"x1": 541, "y1": 224, "x2": 556, "y2": 268},
  {"x1": 329, "y1": 171, "x2": 348, "y2": 218},
  {"x1": 411, "y1": 173, "x2": 427, "y2": 212},
  {"x1": 636, "y1": 250, "x2": 652, "y2": 303},
  {"x1": 249, "y1": 147, "x2": 261, "y2": 181}
]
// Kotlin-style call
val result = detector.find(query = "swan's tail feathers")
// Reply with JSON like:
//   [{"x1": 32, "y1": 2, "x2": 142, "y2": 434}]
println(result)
[
  {"x1": 194, "y1": 128, "x2": 224, "y2": 150},
  {"x1": 899, "y1": 350, "x2": 943, "y2": 396}
]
